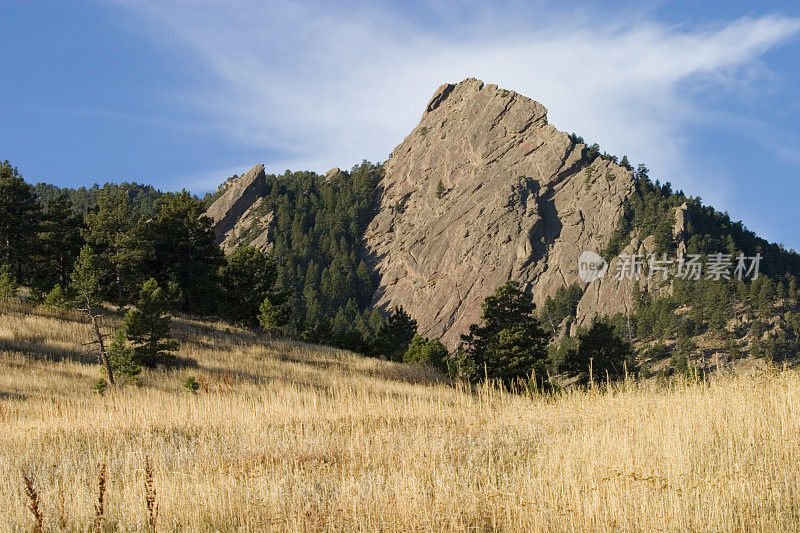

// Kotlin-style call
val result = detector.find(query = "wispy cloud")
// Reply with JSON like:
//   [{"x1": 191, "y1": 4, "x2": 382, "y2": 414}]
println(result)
[
  {"x1": 116, "y1": 1, "x2": 800, "y2": 208},
  {"x1": 169, "y1": 164, "x2": 254, "y2": 193},
  {"x1": 776, "y1": 147, "x2": 800, "y2": 165}
]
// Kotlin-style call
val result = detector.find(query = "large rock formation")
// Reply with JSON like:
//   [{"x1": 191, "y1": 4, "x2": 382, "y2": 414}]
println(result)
[
  {"x1": 365, "y1": 78, "x2": 640, "y2": 346},
  {"x1": 205, "y1": 164, "x2": 272, "y2": 254},
  {"x1": 203, "y1": 79, "x2": 666, "y2": 347}
]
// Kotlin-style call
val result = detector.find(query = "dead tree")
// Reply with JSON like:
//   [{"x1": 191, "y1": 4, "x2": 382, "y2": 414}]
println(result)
[{"x1": 80, "y1": 294, "x2": 115, "y2": 386}]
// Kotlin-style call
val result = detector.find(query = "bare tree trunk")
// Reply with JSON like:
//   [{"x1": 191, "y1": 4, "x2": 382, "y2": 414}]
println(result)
[
  {"x1": 115, "y1": 269, "x2": 123, "y2": 308},
  {"x1": 626, "y1": 291, "x2": 634, "y2": 344},
  {"x1": 84, "y1": 294, "x2": 115, "y2": 386}
]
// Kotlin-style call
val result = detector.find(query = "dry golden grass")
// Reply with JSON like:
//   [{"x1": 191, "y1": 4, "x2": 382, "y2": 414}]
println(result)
[{"x1": 1, "y1": 302, "x2": 800, "y2": 531}]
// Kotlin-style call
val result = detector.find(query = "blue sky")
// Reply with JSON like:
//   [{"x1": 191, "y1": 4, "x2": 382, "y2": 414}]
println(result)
[{"x1": 2, "y1": 1, "x2": 800, "y2": 249}]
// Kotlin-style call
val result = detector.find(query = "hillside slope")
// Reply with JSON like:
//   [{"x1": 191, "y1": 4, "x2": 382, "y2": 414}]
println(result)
[
  {"x1": 201, "y1": 78, "x2": 800, "y2": 353},
  {"x1": 2, "y1": 302, "x2": 800, "y2": 530}
]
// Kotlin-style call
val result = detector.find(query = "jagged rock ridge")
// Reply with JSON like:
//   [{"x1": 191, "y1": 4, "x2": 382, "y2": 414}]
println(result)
[
  {"x1": 364, "y1": 78, "x2": 643, "y2": 346},
  {"x1": 203, "y1": 79, "x2": 671, "y2": 347},
  {"x1": 205, "y1": 164, "x2": 273, "y2": 254}
]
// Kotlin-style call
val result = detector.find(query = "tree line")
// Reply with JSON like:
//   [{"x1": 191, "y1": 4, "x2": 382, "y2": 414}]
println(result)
[
  {"x1": 4, "y1": 157, "x2": 617, "y2": 391},
  {"x1": 0, "y1": 159, "x2": 418, "y2": 371},
  {"x1": 5, "y1": 148, "x2": 800, "y2": 391},
  {"x1": 220, "y1": 162, "x2": 418, "y2": 358}
]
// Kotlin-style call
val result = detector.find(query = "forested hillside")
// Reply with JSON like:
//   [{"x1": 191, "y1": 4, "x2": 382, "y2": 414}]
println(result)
[
  {"x1": 594, "y1": 162, "x2": 800, "y2": 376},
  {"x1": 4, "y1": 122, "x2": 800, "y2": 387},
  {"x1": 33, "y1": 181, "x2": 162, "y2": 217},
  {"x1": 604, "y1": 162, "x2": 800, "y2": 275},
  {"x1": 227, "y1": 162, "x2": 417, "y2": 355},
  {"x1": 1, "y1": 159, "x2": 418, "y2": 366}
]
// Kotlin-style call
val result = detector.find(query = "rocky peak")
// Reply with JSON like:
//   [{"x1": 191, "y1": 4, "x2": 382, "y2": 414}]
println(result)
[
  {"x1": 205, "y1": 163, "x2": 269, "y2": 253},
  {"x1": 325, "y1": 167, "x2": 346, "y2": 183},
  {"x1": 365, "y1": 78, "x2": 636, "y2": 347}
]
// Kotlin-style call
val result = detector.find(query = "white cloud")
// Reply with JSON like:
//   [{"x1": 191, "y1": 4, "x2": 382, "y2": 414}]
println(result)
[{"x1": 116, "y1": 1, "x2": 800, "y2": 209}]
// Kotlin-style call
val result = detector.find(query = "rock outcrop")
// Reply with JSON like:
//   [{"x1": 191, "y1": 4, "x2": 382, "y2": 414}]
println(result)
[
  {"x1": 674, "y1": 202, "x2": 691, "y2": 255},
  {"x1": 324, "y1": 167, "x2": 346, "y2": 183},
  {"x1": 365, "y1": 78, "x2": 638, "y2": 346},
  {"x1": 205, "y1": 164, "x2": 272, "y2": 254},
  {"x1": 204, "y1": 79, "x2": 658, "y2": 346}
]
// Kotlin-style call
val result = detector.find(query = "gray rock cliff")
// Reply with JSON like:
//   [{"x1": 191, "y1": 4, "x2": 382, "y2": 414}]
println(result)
[
  {"x1": 205, "y1": 164, "x2": 272, "y2": 254},
  {"x1": 365, "y1": 79, "x2": 638, "y2": 346}
]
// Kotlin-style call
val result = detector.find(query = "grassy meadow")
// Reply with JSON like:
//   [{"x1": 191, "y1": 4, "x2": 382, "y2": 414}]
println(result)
[{"x1": 1, "y1": 302, "x2": 800, "y2": 531}]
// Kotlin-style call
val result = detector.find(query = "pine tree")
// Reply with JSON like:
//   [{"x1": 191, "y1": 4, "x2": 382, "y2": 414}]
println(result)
[
  {"x1": 43, "y1": 284, "x2": 71, "y2": 309},
  {"x1": 541, "y1": 284, "x2": 582, "y2": 334},
  {"x1": 673, "y1": 334, "x2": 697, "y2": 371},
  {"x1": 0, "y1": 264, "x2": 18, "y2": 302},
  {"x1": 758, "y1": 278, "x2": 776, "y2": 315},
  {"x1": 670, "y1": 341, "x2": 692, "y2": 376},
  {"x1": 368, "y1": 309, "x2": 385, "y2": 335},
  {"x1": 403, "y1": 334, "x2": 448, "y2": 371},
  {"x1": 765, "y1": 330, "x2": 793, "y2": 363},
  {"x1": 83, "y1": 188, "x2": 145, "y2": 305},
  {"x1": 218, "y1": 246, "x2": 277, "y2": 327},
  {"x1": 36, "y1": 193, "x2": 83, "y2": 289},
  {"x1": 374, "y1": 306, "x2": 417, "y2": 360},
  {"x1": 70, "y1": 245, "x2": 116, "y2": 384},
  {"x1": 461, "y1": 281, "x2": 550, "y2": 385},
  {"x1": 356, "y1": 260, "x2": 371, "y2": 300},
  {"x1": 107, "y1": 330, "x2": 141, "y2": 380},
  {"x1": 70, "y1": 245, "x2": 103, "y2": 304},
  {"x1": 561, "y1": 319, "x2": 635, "y2": 384},
  {"x1": 723, "y1": 335, "x2": 742, "y2": 359},
  {"x1": 122, "y1": 278, "x2": 178, "y2": 367},
  {"x1": 141, "y1": 192, "x2": 223, "y2": 314},
  {"x1": 258, "y1": 296, "x2": 286, "y2": 338},
  {"x1": 0, "y1": 160, "x2": 41, "y2": 281}
]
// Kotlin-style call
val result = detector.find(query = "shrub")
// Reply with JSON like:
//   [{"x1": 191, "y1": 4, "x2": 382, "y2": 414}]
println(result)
[
  {"x1": 403, "y1": 334, "x2": 448, "y2": 372},
  {"x1": 108, "y1": 330, "x2": 142, "y2": 381},
  {"x1": 0, "y1": 264, "x2": 17, "y2": 301},
  {"x1": 561, "y1": 319, "x2": 636, "y2": 384},
  {"x1": 92, "y1": 379, "x2": 107, "y2": 395},
  {"x1": 435, "y1": 181, "x2": 448, "y2": 199},
  {"x1": 43, "y1": 284, "x2": 72, "y2": 309},
  {"x1": 123, "y1": 278, "x2": 178, "y2": 367},
  {"x1": 183, "y1": 376, "x2": 200, "y2": 394},
  {"x1": 446, "y1": 347, "x2": 475, "y2": 382}
]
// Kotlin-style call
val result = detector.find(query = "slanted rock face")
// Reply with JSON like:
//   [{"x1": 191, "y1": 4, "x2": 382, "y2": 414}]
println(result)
[
  {"x1": 205, "y1": 164, "x2": 271, "y2": 254},
  {"x1": 324, "y1": 167, "x2": 346, "y2": 183},
  {"x1": 365, "y1": 78, "x2": 637, "y2": 347}
]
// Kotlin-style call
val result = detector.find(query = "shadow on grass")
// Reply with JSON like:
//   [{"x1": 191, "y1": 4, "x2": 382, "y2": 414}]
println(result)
[
  {"x1": 171, "y1": 316, "x2": 259, "y2": 343},
  {"x1": 0, "y1": 301, "x2": 91, "y2": 325},
  {"x1": 0, "y1": 336, "x2": 97, "y2": 364},
  {"x1": 0, "y1": 390, "x2": 27, "y2": 401},
  {"x1": 266, "y1": 345, "x2": 447, "y2": 386}
]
